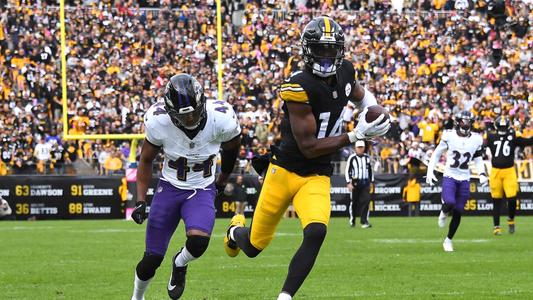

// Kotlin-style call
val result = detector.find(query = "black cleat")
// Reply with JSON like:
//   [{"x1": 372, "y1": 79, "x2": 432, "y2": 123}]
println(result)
[{"x1": 168, "y1": 251, "x2": 187, "y2": 299}]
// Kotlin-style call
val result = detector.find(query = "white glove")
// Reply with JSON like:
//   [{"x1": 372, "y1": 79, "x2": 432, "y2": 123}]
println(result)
[
  {"x1": 426, "y1": 170, "x2": 438, "y2": 186},
  {"x1": 347, "y1": 107, "x2": 391, "y2": 142},
  {"x1": 479, "y1": 173, "x2": 488, "y2": 186}
]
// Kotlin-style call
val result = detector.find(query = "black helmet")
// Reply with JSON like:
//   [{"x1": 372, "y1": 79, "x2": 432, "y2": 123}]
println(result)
[
  {"x1": 164, "y1": 74, "x2": 206, "y2": 130},
  {"x1": 455, "y1": 110, "x2": 474, "y2": 136},
  {"x1": 494, "y1": 115, "x2": 510, "y2": 132},
  {"x1": 301, "y1": 16, "x2": 345, "y2": 78}
]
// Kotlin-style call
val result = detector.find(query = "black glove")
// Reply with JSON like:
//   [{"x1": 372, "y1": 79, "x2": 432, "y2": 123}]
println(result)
[{"x1": 132, "y1": 201, "x2": 147, "y2": 224}]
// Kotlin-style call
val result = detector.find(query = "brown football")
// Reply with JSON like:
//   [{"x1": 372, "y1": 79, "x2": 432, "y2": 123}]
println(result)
[{"x1": 365, "y1": 105, "x2": 390, "y2": 124}]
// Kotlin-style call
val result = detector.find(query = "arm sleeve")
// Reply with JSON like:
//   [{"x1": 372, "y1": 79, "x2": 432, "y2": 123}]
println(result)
[
  {"x1": 473, "y1": 136, "x2": 485, "y2": 159},
  {"x1": 345, "y1": 155, "x2": 354, "y2": 183},
  {"x1": 359, "y1": 86, "x2": 378, "y2": 109},
  {"x1": 427, "y1": 140, "x2": 448, "y2": 173},
  {"x1": 474, "y1": 156, "x2": 486, "y2": 175}
]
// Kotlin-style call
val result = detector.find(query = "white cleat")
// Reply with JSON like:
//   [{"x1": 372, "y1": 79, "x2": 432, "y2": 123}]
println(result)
[
  {"x1": 438, "y1": 210, "x2": 448, "y2": 228},
  {"x1": 443, "y1": 237, "x2": 454, "y2": 252}
]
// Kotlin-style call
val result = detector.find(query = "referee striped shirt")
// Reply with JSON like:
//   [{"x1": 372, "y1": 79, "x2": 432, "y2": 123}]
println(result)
[{"x1": 345, "y1": 153, "x2": 373, "y2": 185}]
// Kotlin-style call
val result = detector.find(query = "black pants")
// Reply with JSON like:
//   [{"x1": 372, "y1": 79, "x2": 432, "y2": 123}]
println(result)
[
  {"x1": 350, "y1": 184, "x2": 370, "y2": 225},
  {"x1": 407, "y1": 202, "x2": 420, "y2": 217}
]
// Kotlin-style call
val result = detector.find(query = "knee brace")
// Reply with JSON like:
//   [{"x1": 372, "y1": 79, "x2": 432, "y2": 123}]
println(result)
[
  {"x1": 136, "y1": 252, "x2": 164, "y2": 281},
  {"x1": 303, "y1": 223, "x2": 327, "y2": 245},
  {"x1": 186, "y1": 235, "x2": 210, "y2": 258}
]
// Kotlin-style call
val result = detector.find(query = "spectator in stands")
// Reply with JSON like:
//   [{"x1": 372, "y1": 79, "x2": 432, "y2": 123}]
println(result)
[
  {"x1": 104, "y1": 148, "x2": 124, "y2": 175},
  {"x1": 0, "y1": 196, "x2": 15, "y2": 221},
  {"x1": 34, "y1": 137, "x2": 52, "y2": 174},
  {"x1": 0, "y1": 2, "x2": 531, "y2": 176}
]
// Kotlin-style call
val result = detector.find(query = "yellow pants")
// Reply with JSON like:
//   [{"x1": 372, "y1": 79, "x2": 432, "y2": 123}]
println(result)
[
  {"x1": 489, "y1": 166, "x2": 518, "y2": 198},
  {"x1": 250, "y1": 163, "x2": 331, "y2": 250}
]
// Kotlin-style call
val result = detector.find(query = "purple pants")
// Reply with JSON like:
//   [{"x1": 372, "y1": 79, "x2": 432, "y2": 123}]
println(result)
[
  {"x1": 441, "y1": 177, "x2": 470, "y2": 213},
  {"x1": 145, "y1": 179, "x2": 215, "y2": 256}
]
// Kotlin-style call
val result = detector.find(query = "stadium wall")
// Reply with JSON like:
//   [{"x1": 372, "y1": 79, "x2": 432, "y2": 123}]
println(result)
[{"x1": 2, "y1": 174, "x2": 533, "y2": 220}]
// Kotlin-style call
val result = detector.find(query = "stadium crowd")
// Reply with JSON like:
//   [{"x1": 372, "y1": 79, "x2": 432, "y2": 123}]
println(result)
[{"x1": 0, "y1": 0, "x2": 531, "y2": 175}]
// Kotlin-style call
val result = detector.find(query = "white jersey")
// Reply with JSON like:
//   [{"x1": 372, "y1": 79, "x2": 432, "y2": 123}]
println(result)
[
  {"x1": 144, "y1": 100, "x2": 241, "y2": 190},
  {"x1": 440, "y1": 130, "x2": 483, "y2": 181}
]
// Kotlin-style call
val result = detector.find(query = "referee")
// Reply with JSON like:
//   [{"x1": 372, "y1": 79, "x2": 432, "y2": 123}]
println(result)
[{"x1": 345, "y1": 140, "x2": 374, "y2": 228}]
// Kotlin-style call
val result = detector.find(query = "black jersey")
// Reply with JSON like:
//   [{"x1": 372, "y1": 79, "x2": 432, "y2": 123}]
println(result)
[
  {"x1": 486, "y1": 129, "x2": 533, "y2": 169},
  {"x1": 272, "y1": 59, "x2": 355, "y2": 176}
]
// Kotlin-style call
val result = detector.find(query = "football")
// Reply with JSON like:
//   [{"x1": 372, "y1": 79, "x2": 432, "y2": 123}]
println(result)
[{"x1": 365, "y1": 105, "x2": 390, "y2": 124}]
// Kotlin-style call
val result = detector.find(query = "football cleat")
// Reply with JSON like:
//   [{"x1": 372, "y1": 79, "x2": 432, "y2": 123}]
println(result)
[
  {"x1": 443, "y1": 237, "x2": 454, "y2": 252},
  {"x1": 508, "y1": 219, "x2": 515, "y2": 234},
  {"x1": 361, "y1": 223, "x2": 372, "y2": 229},
  {"x1": 224, "y1": 214, "x2": 245, "y2": 257},
  {"x1": 438, "y1": 210, "x2": 448, "y2": 228},
  {"x1": 493, "y1": 226, "x2": 502, "y2": 236},
  {"x1": 168, "y1": 250, "x2": 187, "y2": 300}
]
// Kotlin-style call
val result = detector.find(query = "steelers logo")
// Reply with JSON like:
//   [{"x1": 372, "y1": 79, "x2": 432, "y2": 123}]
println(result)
[{"x1": 345, "y1": 83, "x2": 351, "y2": 96}]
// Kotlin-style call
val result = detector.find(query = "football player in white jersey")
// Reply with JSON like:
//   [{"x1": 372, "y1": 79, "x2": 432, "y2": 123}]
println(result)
[
  {"x1": 426, "y1": 111, "x2": 488, "y2": 252},
  {"x1": 130, "y1": 74, "x2": 241, "y2": 300}
]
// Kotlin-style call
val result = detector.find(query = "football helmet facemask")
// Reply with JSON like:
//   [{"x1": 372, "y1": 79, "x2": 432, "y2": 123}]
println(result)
[
  {"x1": 164, "y1": 74, "x2": 206, "y2": 130},
  {"x1": 301, "y1": 16, "x2": 345, "y2": 78}
]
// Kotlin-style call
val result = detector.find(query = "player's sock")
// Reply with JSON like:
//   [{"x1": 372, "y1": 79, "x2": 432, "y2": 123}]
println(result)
[
  {"x1": 174, "y1": 247, "x2": 195, "y2": 267},
  {"x1": 277, "y1": 292, "x2": 292, "y2": 300},
  {"x1": 447, "y1": 209, "x2": 462, "y2": 239},
  {"x1": 492, "y1": 198, "x2": 502, "y2": 227},
  {"x1": 281, "y1": 223, "x2": 326, "y2": 296},
  {"x1": 441, "y1": 203, "x2": 454, "y2": 214},
  {"x1": 132, "y1": 271, "x2": 151, "y2": 300},
  {"x1": 508, "y1": 197, "x2": 517, "y2": 221},
  {"x1": 233, "y1": 226, "x2": 262, "y2": 258},
  {"x1": 175, "y1": 235, "x2": 210, "y2": 266}
]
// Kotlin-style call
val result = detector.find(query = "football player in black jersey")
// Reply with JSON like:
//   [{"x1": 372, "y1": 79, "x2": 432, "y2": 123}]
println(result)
[
  {"x1": 486, "y1": 116, "x2": 533, "y2": 235},
  {"x1": 223, "y1": 16, "x2": 390, "y2": 300}
]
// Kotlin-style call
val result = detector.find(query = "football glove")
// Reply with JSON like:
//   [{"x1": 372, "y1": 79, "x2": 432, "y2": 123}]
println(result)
[
  {"x1": 479, "y1": 173, "x2": 488, "y2": 186},
  {"x1": 426, "y1": 170, "x2": 438, "y2": 186},
  {"x1": 132, "y1": 201, "x2": 147, "y2": 224},
  {"x1": 348, "y1": 107, "x2": 391, "y2": 142}
]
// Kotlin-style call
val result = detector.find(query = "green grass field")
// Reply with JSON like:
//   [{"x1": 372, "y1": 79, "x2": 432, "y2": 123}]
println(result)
[{"x1": 1, "y1": 217, "x2": 532, "y2": 300}]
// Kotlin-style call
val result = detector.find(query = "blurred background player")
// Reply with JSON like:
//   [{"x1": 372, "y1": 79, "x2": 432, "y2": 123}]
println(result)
[
  {"x1": 486, "y1": 116, "x2": 533, "y2": 235},
  {"x1": 130, "y1": 74, "x2": 240, "y2": 300},
  {"x1": 345, "y1": 140, "x2": 374, "y2": 228},
  {"x1": 223, "y1": 16, "x2": 390, "y2": 300},
  {"x1": 426, "y1": 111, "x2": 488, "y2": 252}
]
